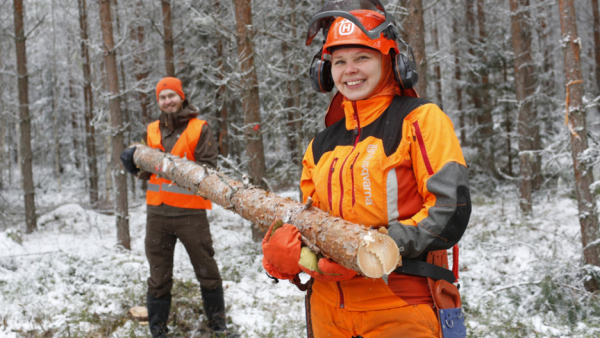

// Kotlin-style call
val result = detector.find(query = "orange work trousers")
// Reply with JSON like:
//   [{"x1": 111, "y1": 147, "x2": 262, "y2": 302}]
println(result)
[{"x1": 309, "y1": 290, "x2": 440, "y2": 338}]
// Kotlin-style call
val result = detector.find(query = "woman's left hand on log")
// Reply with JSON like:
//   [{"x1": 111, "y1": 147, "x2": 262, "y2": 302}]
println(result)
[
  {"x1": 298, "y1": 247, "x2": 357, "y2": 282},
  {"x1": 262, "y1": 219, "x2": 302, "y2": 280}
]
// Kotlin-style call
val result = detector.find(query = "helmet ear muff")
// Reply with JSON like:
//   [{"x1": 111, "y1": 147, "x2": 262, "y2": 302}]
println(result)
[
  {"x1": 392, "y1": 49, "x2": 419, "y2": 90},
  {"x1": 310, "y1": 52, "x2": 334, "y2": 93}
]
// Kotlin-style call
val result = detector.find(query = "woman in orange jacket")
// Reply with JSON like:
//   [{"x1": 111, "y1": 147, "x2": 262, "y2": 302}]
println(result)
[{"x1": 262, "y1": 2, "x2": 470, "y2": 337}]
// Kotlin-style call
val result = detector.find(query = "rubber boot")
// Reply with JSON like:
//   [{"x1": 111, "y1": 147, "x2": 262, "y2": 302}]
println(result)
[
  {"x1": 201, "y1": 286, "x2": 240, "y2": 337},
  {"x1": 147, "y1": 294, "x2": 171, "y2": 338}
]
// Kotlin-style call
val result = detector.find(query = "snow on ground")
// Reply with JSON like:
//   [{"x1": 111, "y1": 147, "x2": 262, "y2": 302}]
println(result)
[{"x1": 1, "y1": 182, "x2": 600, "y2": 337}]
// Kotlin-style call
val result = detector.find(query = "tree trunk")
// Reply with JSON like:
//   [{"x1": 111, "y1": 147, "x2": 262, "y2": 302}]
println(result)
[
  {"x1": 13, "y1": 0, "x2": 37, "y2": 233},
  {"x1": 133, "y1": 1, "x2": 150, "y2": 128},
  {"x1": 510, "y1": 0, "x2": 539, "y2": 214},
  {"x1": 235, "y1": 0, "x2": 268, "y2": 242},
  {"x1": 69, "y1": 82, "x2": 81, "y2": 169},
  {"x1": 162, "y1": 0, "x2": 175, "y2": 77},
  {"x1": 98, "y1": 0, "x2": 130, "y2": 250},
  {"x1": 432, "y1": 7, "x2": 443, "y2": 110},
  {"x1": 466, "y1": 0, "x2": 482, "y2": 147},
  {"x1": 476, "y1": 0, "x2": 495, "y2": 174},
  {"x1": 403, "y1": 0, "x2": 427, "y2": 98},
  {"x1": 453, "y1": 2, "x2": 465, "y2": 146},
  {"x1": 593, "y1": 0, "x2": 600, "y2": 101},
  {"x1": 78, "y1": 0, "x2": 99, "y2": 205},
  {"x1": 132, "y1": 145, "x2": 400, "y2": 278},
  {"x1": 290, "y1": 0, "x2": 303, "y2": 174},
  {"x1": 214, "y1": 0, "x2": 229, "y2": 157},
  {"x1": 558, "y1": 0, "x2": 600, "y2": 291},
  {"x1": 0, "y1": 43, "x2": 4, "y2": 190},
  {"x1": 234, "y1": 0, "x2": 267, "y2": 189}
]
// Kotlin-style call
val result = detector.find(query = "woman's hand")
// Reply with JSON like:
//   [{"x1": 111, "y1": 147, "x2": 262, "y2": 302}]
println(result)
[
  {"x1": 298, "y1": 247, "x2": 357, "y2": 282},
  {"x1": 262, "y1": 220, "x2": 302, "y2": 280}
]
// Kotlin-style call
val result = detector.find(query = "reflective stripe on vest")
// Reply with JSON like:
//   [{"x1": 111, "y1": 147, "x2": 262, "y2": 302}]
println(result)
[
  {"x1": 147, "y1": 182, "x2": 160, "y2": 192},
  {"x1": 145, "y1": 118, "x2": 212, "y2": 210}
]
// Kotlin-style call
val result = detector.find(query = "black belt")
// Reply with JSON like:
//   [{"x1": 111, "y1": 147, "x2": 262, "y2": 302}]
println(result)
[{"x1": 394, "y1": 258, "x2": 456, "y2": 284}]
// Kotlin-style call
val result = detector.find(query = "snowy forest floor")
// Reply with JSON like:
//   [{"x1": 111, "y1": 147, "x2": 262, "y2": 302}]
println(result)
[{"x1": 2, "y1": 178, "x2": 600, "y2": 337}]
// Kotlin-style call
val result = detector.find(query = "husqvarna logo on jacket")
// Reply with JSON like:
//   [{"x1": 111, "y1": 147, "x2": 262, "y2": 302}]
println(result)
[
  {"x1": 339, "y1": 19, "x2": 355, "y2": 35},
  {"x1": 361, "y1": 144, "x2": 378, "y2": 205}
]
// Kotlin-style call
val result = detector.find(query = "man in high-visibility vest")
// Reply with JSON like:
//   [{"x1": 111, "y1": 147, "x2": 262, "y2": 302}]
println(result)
[{"x1": 121, "y1": 77, "x2": 238, "y2": 338}]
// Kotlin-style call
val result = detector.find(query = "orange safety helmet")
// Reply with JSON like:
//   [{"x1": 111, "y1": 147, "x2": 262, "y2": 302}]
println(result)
[
  {"x1": 322, "y1": 10, "x2": 399, "y2": 56},
  {"x1": 307, "y1": 1, "x2": 418, "y2": 93}
]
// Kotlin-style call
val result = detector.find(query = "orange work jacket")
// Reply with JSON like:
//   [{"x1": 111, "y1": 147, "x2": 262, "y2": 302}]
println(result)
[
  {"x1": 301, "y1": 94, "x2": 470, "y2": 311},
  {"x1": 146, "y1": 119, "x2": 212, "y2": 210}
]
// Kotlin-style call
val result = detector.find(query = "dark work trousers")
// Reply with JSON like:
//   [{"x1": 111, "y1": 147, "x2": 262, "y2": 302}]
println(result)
[{"x1": 145, "y1": 212, "x2": 223, "y2": 299}]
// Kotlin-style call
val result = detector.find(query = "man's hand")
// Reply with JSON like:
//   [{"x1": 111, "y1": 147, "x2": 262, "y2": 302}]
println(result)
[
  {"x1": 298, "y1": 247, "x2": 357, "y2": 282},
  {"x1": 262, "y1": 220, "x2": 302, "y2": 280},
  {"x1": 120, "y1": 147, "x2": 140, "y2": 175}
]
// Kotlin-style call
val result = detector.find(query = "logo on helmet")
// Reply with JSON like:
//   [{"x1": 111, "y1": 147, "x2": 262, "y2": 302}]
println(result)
[{"x1": 339, "y1": 19, "x2": 355, "y2": 36}]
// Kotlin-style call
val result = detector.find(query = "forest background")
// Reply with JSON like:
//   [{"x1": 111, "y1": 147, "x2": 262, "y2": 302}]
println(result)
[{"x1": 2, "y1": 0, "x2": 600, "y2": 337}]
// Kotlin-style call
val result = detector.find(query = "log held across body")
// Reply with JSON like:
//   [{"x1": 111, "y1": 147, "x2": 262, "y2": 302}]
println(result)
[{"x1": 132, "y1": 144, "x2": 401, "y2": 278}]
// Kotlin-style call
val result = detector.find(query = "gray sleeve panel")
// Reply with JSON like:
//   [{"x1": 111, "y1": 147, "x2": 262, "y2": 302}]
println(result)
[{"x1": 387, "y1": 161, "x2": 471, "y2": 258}]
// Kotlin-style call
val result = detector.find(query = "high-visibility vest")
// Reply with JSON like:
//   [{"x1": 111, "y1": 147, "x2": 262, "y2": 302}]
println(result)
[{"x1": 146, "y1": 119, "x2": 212, "y2": 210}]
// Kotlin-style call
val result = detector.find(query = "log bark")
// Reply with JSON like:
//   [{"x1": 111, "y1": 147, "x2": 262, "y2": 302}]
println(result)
[
  {"x1": 98, "y1": 0, "x2": 130, "y2": 250},
  {"x1": 13, "y1": 0, "x2": 37, "y2": 233},
  {"x1": 78, "y1": 0, "x2": 99, "y2": 205},
  {"x1": 558, "y1": 0, "x2": 600, "y2": 290},
  {"x1": 132, "y1": 145, "x2": 400, "y2": 278}
]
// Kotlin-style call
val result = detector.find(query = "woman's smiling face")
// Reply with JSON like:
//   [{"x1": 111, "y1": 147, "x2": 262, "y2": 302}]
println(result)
[{"x1": 331, "y1": 47, "x2": 382, "y2": 101}]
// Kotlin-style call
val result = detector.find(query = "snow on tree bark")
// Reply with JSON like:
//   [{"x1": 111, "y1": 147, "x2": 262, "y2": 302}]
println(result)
[
  {"x1": 132, "y1": 145, "x2": 400, "y2": 278},
  {"x1": 558, "y1": 0, "x2": 600, "y2": 289},
  {"x1": 98, "y1": 0, "x2": 130, "y2": 250},
  {"x1": 13, "y1": 0, "x2": 37, "y2": 233}
]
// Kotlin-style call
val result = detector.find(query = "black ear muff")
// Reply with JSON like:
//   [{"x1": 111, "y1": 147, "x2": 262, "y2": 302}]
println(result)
[
  {"x1": 310, "y1": 51, "x2": 334, "y2": 93},
  {"x1": 392, "y1": 48, "x2": 419, "y2": 90}
]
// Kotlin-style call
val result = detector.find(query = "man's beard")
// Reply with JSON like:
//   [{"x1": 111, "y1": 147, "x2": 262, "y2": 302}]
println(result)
[{"x1": 159, "y1": 111, "x2": 178, "y2": 133}]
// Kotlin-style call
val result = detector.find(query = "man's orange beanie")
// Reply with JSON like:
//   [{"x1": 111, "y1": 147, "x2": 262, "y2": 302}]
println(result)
[{"x1": 155, "y1": 77, "x2": 185, "y2": 102}]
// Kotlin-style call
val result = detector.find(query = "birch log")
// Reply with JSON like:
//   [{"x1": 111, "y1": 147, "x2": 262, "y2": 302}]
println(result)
[{"x1": 132, "y1": 144, "x2": 400, "y2": 278}]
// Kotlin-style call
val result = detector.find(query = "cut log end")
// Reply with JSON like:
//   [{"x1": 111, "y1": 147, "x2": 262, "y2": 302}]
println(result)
[
  {"x1": 129, "y1": 306, "x2": 148, "y2": 321},
  {"x1": 356, "y1": 233, "x2": 400, "y2": 278}
]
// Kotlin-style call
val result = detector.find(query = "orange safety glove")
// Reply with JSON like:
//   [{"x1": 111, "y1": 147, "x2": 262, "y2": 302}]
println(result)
[
  {"x1": 298, "y1": 247, "x2": 357, "y2": 282},
  {"x1": 262, "y1": 219, "x2": 302, "y2": 280}
]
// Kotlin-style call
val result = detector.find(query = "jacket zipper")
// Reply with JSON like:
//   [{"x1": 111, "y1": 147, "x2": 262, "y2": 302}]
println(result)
[
  {"x1": 327, "y1": 158, "x2": 338, "y2": 211},
  {"x1": 336, "y1": 281, "x2": 345, "y2": 309},
  {"x1": 350, "y1": 153, "x2": 360, "y2": 207},
  {"x1": 337, "y1": 104, "x2": 362, "y2": 217}
]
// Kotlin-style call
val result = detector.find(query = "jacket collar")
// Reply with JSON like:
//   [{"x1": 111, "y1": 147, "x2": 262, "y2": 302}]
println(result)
[{"x1": 341, "y1": 95, "x2": 395, "y2": 130}]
